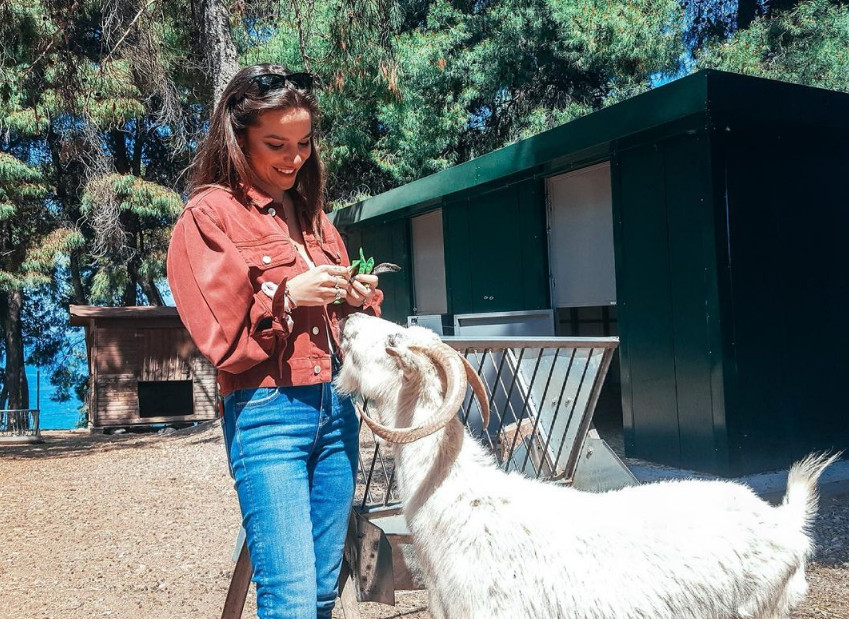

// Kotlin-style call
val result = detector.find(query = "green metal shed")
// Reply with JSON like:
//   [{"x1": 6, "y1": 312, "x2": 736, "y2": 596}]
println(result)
[{"x1": 331, "y1": 69, "x2": 849, "y2": 476}]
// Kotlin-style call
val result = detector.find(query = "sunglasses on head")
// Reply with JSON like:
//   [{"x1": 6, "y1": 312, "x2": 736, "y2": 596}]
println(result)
[
  {"x1": 252, "y1": 72, "x2": 314, "y2": 93},
  {"x1": 229, "y1": 72, "x2": 315, "y2": 108}
]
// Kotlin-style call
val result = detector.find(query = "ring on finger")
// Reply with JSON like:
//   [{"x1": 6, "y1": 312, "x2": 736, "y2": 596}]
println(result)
[{"x1": 334, "y1": 285, "x2": 342, "y2": 301}]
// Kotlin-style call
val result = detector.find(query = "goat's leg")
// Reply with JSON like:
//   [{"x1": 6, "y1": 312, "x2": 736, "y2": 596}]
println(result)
[{"x1": 428, "y1": 589, "x2": 448, "y2": 619}]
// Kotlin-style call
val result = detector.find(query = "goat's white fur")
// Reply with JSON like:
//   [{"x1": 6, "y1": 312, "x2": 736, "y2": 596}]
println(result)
[{"x1": 336, "y1": 313, "x2": 836, "y2": 619}]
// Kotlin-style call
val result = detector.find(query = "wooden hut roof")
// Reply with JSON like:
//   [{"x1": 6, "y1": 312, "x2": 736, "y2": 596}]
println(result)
[{"x1": 69, "y1": 305, "x2": 179, "y2": 326}]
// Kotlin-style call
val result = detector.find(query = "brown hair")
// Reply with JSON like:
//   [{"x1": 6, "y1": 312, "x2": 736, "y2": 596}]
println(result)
[{"x1": 187, "y1": 64, "x2": 327, "y2": 233}]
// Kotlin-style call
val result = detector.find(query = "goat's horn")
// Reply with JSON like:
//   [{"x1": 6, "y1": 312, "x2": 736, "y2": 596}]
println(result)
[
  {"x1": 356, "y1": 343, "x2": 467, "y2": 444},
  {"x1": 458, "y1": 354, "x2": 489, "y2": 430}
]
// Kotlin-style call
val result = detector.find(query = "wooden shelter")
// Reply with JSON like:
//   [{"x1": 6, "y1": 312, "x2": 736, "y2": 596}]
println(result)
[{"x1": 69, "y1": 305, "x2": 217, "y2": 430}]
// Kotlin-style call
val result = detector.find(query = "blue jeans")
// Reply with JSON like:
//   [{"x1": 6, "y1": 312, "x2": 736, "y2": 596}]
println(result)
[{"x1": 221, "y1": 381, "x2": 359, "y2": 619}]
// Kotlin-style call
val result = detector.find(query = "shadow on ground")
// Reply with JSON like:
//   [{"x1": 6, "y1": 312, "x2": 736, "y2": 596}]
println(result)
[{"x1": 0, "y1": 421, "x2": 221, "y2": 460}]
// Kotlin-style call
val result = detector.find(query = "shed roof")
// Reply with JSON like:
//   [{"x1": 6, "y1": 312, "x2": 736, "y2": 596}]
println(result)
[
  {"x1": 69, "y1": 305, "x2": 179, "y2": 326},
  {"x1": 330, "y1": 69, "x2": 849, "y2": 227}
]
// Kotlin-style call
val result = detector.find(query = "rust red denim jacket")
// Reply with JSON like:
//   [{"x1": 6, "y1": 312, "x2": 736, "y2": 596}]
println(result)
[{"x1": 167, "y1": 184, "x2": 382, "y2": 396}]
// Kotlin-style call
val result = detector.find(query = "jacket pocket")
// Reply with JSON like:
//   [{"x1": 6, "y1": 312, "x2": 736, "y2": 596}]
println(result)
[
  {"x1": 319, "y1": 237, "x2": 344, "y2": 265},
  {"x1": 235, "y1": 235, "x2": 297, "y2": 271}
]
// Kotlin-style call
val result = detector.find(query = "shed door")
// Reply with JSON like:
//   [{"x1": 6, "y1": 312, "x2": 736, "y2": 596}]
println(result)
[
  {"x1": 546, "y1": 162, "x2": 616, "y2": 308},
  {"x1": 411, "y1": 209, "x2": 447, "y2": 315}
]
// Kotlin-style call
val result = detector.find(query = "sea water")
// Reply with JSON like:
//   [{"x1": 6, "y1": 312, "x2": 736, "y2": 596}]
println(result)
[{"x1": 24, "y1": 365, "x2": 84, "y2": 430}]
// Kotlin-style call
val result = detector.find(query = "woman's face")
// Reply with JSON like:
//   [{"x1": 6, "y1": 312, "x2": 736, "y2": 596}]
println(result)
[{"x1": 242, "y1": 107, "x2": 312, "y2": 199}]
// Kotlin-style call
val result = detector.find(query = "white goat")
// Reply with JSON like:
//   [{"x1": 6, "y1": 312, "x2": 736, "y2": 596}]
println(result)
[{"x1": 336, "y1": 313, "x2": 838, "y2": 619}]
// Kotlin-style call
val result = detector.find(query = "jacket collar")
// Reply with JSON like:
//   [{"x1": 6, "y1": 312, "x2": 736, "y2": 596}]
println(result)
[{"x1": 239, "y1": 181, "x2": 276, "y2": 209}]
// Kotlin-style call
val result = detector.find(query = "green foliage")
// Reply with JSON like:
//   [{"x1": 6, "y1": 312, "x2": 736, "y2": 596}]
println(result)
[
  {"x1": 89, "y1": 262, "x2": 131, "y2": 304},
  {"x1": 22, "y1": 228, "x2": 86, "y2": 275},
  {"x1": 364, "y1": 0, "x2": 684, "y2": 187},
  {"x1": 81, "y1": 173, "x2": 182, "y2": 219},
  {"x1": 0, "y1": 151, "x2": 55, "y2": 291},
  {"x1": 698, "y1": 0, "x2": 849, "y2": 92},
  {"x1": 0, "y1": 152, "x2": 44, "y2": 185}
]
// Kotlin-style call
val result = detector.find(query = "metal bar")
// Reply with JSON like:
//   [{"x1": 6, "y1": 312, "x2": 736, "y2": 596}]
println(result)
[
  {"x1": 539, "y1": 348, "x2": 578, "y2": 476},
  {"x1": 480, "y1": 347, "x2": 508, "y2": 445},
  {"x1": 372, "y1": 441, "x2": 395, "y2": 505},
  {"x1": 494, "y1": 348, "x2": 524, "y2": 442},
  {"x1": 383, "y1": 467, "x2": 397, "y2": 506},
  {"x1": 496, "y1": 348, "x2": 527, "y2": 469},
  {"x1": 444, "y1": 336, "x2": 619, "y2": 350},
  {"x1": 520, "y1": 348, "x2": 559, "y2": 475},
  {"x1": 360, "y1": 438, "x2": 380, "y2": 510},
  {"x1": 562, "y1": 348, "x2": 616, "y2": 482},
  {"x1": 503, "y1": 349, "x2": 544, "y2": 472},
  {"x1": 551, "y1": 349, "x2": 594, "y2": 473},
  {"x1": 460, "y1": 348, "x2": 489, "y2": 426},
  {"x1": 463, "y1": 349, "x2": 501, "y2": 451}
]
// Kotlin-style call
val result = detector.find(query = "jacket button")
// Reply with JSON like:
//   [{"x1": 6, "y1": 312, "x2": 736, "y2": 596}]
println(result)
[
  {"x1": 313, "y1": 365, "x2": 321, "y2": 374},
  {"x1": 312, "y1": 326, "x2": 319, "y2": 335},
  {"x1": 267, "y1": 207, "x2": 276, "y2": 217},
  {"x1": 262, "y1": 255, "x2": 272, "y2": 264}
]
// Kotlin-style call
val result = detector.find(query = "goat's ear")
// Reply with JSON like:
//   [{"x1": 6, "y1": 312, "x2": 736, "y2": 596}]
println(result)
[{"x1": 385, "y1": 345, "x2": 418, "y2": 379}]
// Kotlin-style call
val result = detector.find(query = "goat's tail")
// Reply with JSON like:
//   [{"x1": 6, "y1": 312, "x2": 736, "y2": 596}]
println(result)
[{"x1": 782, "y1": 451, "x2": 841, "y2": 533}]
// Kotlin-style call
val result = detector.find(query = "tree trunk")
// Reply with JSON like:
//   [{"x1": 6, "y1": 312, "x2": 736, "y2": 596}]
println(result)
[
  {"x1": 140, "y1": 277, "x2": 164, "y2": 306},
  {"x1": 110, "y1": 129, "x2": 131, "y2": 174},
  {"x1": 123, "y1": 276, "x2": 138, "y2": 306},
  {"x1": 5, "y1": 288, "x2": 29, "y2": 414},
  {"x1": 201, "y1": 0, "x2": 240, "y2": 107},
  {"x1": 738, "y1": 0, "x2": 759, "y2": 30},
  {"x1": 0, "y1": 289, "x2": 6, "y2": 410},
  {"x1": 69, "y1": 252, "x2": 87, "y2": 304}
]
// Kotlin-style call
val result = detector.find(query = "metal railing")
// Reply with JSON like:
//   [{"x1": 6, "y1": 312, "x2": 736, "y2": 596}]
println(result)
[
  {"x1": 355, "y1": 336, "x2": 619, "y2": 512},
  {"x1": 0, "y1": 409, "x2": 42, "y2": 439}
]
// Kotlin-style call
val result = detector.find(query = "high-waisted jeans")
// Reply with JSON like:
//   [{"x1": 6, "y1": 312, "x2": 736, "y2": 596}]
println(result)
[{"x1": 221, "y1": 380, "x2": 359, "y2": 619}]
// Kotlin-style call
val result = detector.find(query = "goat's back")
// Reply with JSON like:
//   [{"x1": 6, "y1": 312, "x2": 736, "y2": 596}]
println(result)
[{"x1": 409, "y1": 450, "x2": 819, "y2": 619}]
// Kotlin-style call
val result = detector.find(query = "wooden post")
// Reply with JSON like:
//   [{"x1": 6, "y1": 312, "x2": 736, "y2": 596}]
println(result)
[{"x1": 221, "y1": 541, "x2": 251, "y2": 619}]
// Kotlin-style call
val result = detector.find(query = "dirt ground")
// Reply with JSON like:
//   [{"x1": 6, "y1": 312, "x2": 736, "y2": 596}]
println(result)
[{"x1": 0, "y1": 423, "x2": 846, "y2": 619}]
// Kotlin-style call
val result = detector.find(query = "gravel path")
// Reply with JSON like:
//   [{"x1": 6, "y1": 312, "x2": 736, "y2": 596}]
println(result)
[{"x1": 0, "y1": 423, "x2": 845, "y2": 618}]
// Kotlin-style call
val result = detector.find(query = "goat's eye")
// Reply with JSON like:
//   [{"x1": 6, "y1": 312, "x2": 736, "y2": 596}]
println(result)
[{"x1": 386, "y1": 334, "x2": 400, "y2": 347}]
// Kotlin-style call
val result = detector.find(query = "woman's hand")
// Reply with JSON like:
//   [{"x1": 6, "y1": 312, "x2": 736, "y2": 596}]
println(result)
[
  {"x1": 286, "y1": 264, "x2": 352, "y2": 307},
  {"x1": 345, "y1": 273, "x2": 379, "y2": 307}
]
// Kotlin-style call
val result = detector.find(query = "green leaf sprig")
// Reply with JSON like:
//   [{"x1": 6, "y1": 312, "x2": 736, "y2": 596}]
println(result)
[
  {"x1": 335, "y1": 248, "x2": 375, "y2": 303},
  {"x1": 349, "y1": 247, "x2": 375, "y2": 276}
]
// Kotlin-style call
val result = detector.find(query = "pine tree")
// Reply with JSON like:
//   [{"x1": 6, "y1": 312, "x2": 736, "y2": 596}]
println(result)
[{"x1": 698, "y1": 0, "x2": 849, "y2": 92}]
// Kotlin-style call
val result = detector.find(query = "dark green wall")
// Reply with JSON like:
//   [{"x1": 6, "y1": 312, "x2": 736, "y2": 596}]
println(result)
[
  {"x1": 614, "y1": 132, "x2": 727, "y2": 473},
  {"x1": 615, "y1": 118, "x2": 849, "y2": 476},
  {"x1": 443, "y1": 178, "x2": 549, "y2": 315},
  {"x1": 342, "y1": 218, "x2": 413, "y2": 325},
  {"x1": 719, "y1": 123, "x2": 849, "y2": 473}
]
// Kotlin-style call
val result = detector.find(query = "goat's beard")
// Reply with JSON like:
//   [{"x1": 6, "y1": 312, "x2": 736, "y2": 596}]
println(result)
[{"x1": 332, "y1": 366, "x2": 358, "y2": 398}]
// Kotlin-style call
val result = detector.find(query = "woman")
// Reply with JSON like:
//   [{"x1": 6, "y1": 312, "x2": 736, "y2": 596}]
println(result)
[{"x1": 167, "y1": 64, "x2": 382, "y2": 619}]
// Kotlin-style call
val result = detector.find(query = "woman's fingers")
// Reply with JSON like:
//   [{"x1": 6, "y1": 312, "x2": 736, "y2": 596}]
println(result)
[
  {"x1": 350, "y1": 280, "x2": 370, "y2": 295},
  {"x1": 346, "y1": 286, "x2": 364, "y2": 303},
  {"x1": 325, "y1": 273, "x2": 351, "y2": 292},
  {"x1": 353, "y1": 274, "x2": 378, "y2": 287}
]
